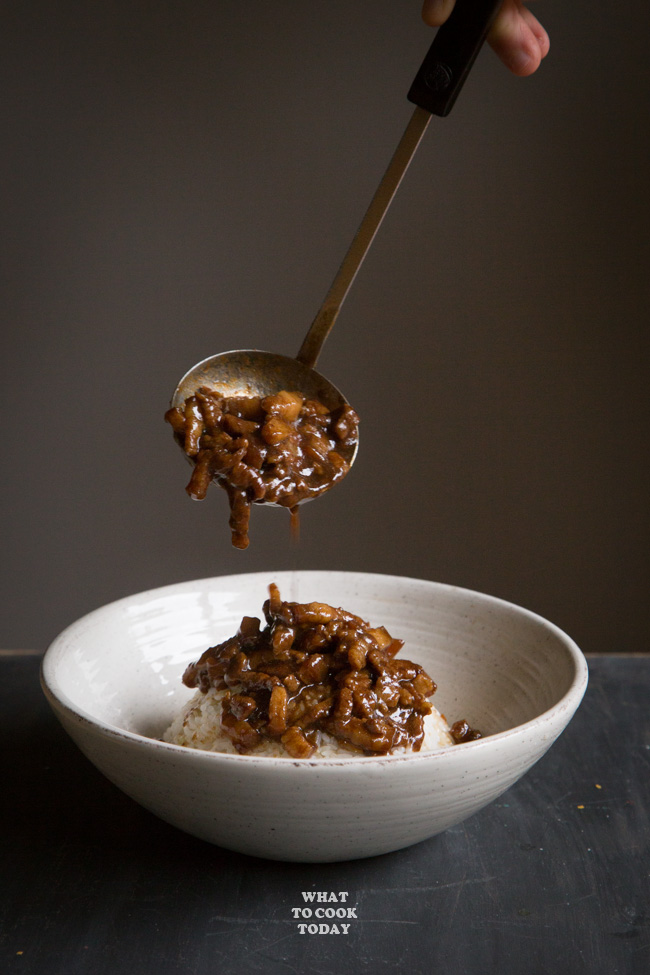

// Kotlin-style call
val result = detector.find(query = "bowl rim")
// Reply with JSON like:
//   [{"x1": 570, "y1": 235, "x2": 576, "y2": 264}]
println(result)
[{"x1": 41, "y1": 570, "x2": 589, "y2": 768}]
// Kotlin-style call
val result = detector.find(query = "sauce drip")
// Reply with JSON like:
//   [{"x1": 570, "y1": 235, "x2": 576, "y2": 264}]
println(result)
[
  {"x1": 165, "y1": 388, "x2": 359, "y2": 549},
  {"x1": 289, "y1": 505, "x2": 300, "y2": 545}
]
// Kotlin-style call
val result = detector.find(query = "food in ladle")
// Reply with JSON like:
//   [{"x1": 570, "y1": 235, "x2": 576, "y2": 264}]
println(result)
[
  {"x1": 165, "y1": 388, "x2": 359, "y2": 549},
  {"x1": 163, "y1": 584, "x2": 482, "y2": 758}
]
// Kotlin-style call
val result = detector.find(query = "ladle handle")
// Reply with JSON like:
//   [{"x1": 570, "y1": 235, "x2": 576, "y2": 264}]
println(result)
[
  {"x1": 296, "y1": 0, "x2": 501, "y2": 370},
  {"x1": 296, "y1": 106, "x2": 430, "y2": 370},
  {"x1": 408, "y1": 0, "x2": 502, "y2": 117}
]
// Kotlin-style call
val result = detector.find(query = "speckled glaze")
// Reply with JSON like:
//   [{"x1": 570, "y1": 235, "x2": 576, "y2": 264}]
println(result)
[{"x1": 41, "y1": 571, "x2": 588, "y2": 862}]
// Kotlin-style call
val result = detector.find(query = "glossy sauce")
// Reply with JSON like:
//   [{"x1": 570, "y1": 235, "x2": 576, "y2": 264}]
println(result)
[
  {"x1": 182, "y1": 584, "x2": 438, "y2": 757},
  {"x1": 165, "y1": 388, "x2": 359, "y2": 549}
]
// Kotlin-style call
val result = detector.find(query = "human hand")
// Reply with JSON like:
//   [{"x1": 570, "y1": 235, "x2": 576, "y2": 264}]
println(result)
[{"x1": 421, "y1": 0, "x2": 550, "y2": 76}]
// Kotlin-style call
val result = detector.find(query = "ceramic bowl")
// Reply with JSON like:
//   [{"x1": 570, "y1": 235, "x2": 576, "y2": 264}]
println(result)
[{"x1": 41, "y1": 571, "x2": 588, "y2": 862}]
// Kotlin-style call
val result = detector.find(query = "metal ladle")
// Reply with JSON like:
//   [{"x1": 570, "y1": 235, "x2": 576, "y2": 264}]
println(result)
[{"x1": 171, "y1": 0, "x2": 502, "y2": 442}]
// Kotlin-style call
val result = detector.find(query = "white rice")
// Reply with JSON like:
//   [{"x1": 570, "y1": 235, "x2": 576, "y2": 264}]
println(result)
[{"x1": 163, "y1": 684, "x2": 454, "y2": 758}]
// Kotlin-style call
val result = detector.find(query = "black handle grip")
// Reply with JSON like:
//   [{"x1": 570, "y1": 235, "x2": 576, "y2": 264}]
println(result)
[{"x1": 407, "y1": 0, "x2": 502, "y2": 116}]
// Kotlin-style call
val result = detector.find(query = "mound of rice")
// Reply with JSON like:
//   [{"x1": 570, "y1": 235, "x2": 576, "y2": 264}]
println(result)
[{"x1": 163, "y1": 684, "x2": 454, "y2": 758}]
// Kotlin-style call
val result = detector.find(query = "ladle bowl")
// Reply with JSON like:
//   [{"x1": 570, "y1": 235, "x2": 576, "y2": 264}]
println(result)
[
  {"x1": 170, "y1": 349, "x2": 358, "y2": 485},
  {"x1": 170, "y1": 349, "x2": 350, "y2": 413}
]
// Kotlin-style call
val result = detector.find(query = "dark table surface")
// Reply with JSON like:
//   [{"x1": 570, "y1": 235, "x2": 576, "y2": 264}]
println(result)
[{"x1": 1, "y1": 652, "x2": 648, "y2": 975}]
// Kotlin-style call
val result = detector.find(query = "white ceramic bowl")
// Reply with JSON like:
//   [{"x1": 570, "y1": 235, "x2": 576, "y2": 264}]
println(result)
[{"x1": 41, "y1": 571, "x2": 588, "y2": 862}]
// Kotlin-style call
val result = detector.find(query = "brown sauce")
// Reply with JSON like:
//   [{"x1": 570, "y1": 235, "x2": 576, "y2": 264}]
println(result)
[
  {"x1": 182, "y1": 583, "x2": 440, "y2": 758},
  {"x1": 449, "y1": 719, "x2": 483, "y2": 743},
  {"x1": 165, "y1": 389, "x2": 359, "y2": 549},
  {"x1": 289, "y1": 505, "x2": 300, "y2": 544}
]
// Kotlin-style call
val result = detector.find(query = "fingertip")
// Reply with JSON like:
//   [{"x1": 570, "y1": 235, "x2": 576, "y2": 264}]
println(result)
[
  {"x1": 499, "y1": 36, "x2": 543, "y2": 77},
  {"x1": 521, "y1": 6, "x2": 550, "y2": 61},
  {"x1": 508, "y1": 49, "x2": 541, "y2": 78},
  {"x1": 421, "y1": 0, "x2": 456, "y2": 29},
  {"x1": 535, "y1": 27, "x2": 550, "y2": 61},
  {"x1": 488, "y1": 3, "x2": 549, "y2": 77}
]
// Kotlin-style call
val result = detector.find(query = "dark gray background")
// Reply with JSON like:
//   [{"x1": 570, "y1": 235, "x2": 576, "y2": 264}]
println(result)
[{"x1": 2, "y1": 1, "x2": 648, "y2": 654}]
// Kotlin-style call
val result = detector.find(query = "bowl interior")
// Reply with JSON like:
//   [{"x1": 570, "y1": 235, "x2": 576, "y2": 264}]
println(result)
[{"x1": 43, "y1": 571, "x2": 584, "y2": 750}]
